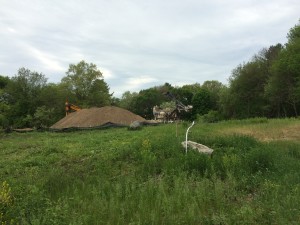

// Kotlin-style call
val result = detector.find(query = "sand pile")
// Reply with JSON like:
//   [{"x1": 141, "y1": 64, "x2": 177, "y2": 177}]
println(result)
[{"x1": 50, "y1": 106, "x2": 146, "y2": 130}]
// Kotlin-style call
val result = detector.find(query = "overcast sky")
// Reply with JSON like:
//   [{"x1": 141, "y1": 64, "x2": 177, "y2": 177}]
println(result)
[{"x1": 1, "y1": 0, "x2": 299, "y2": 97}]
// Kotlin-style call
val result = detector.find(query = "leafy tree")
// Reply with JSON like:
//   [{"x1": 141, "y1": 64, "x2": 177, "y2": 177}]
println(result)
[
  {"x1": 191, "y1": 89, "x2": 213, "y2": 118},
  {"x1": 202, "y1": 80, "x2": 226, "y2": 111},
  {"x1": 265, "y1": 21, "x2": 300, "y2": 117},
  {"x1": 228, "y1": 62, "x2": 265, "y2": 118},
  {"x1": 156, "y1": 82, "x2": 174, "y2": 95},
  {"x1": 6, "y1": 68, "x2": 47, "y2": 127},
  {"x1": 180, "y1": 83, "x2": 201, "y2": 95},
  {"x1": 119, "y1": 91, "x2": 138, "y2": 111},
  {"x1": 33, "y1": 106, "x2": 56, "y2": 128},
  {"x1": 226, "y1": 43, "x2": 282, "y2": 118},
  {"x1": 287, "y1": 20, "x2": 300, "y2": 43},
  {"x1": 110, "y1": 96, "x2": 121, "y2": 106},
  {"x1": 61, "y1": 60, "x2": 112, "y2": 107},
  {"x1": 218, "y1": 86, "x2": 234, "y2": 119},
  {"x1": 174, "y1": 83, "x2": 201, "y2": 106},
  {"x1": 38, "y1": 83, "x2": 70, "y2": 120},
  {"x1": 87, "y1": 79, "x2": 111, "y2": 106},
  {"x1": 132, "y1": 88, "x2": 164, "y2": 119},
  {"x1": 0, "y1": 75, "x2": 11, "y2": 128},
  {"x1": 0, "y1": 75, "x2": 10, "y2": 89}
]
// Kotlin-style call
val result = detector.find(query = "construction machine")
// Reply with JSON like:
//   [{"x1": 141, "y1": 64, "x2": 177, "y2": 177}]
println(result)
[
  {"x1": 153, "y1": 92, "x2": 193, "y2": 122},
  {"x1": 164, "y1": 92, "x2": 193, "y2": 112},
  {"x1": 65, "y1": 99, "x2": 81, "y2": 116}
]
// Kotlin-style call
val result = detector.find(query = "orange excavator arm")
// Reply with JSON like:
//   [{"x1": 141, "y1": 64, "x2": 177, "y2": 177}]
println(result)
[{"x1": 65, "y1": 100, "x2": 81, "y2": 116}]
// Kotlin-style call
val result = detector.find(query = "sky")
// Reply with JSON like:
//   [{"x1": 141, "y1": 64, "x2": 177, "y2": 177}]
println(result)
[{"x1": 1, "y1": 0, "x2": 299, "y2": 97}]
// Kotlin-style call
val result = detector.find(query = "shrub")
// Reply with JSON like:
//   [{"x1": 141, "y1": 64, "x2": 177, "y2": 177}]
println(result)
[
  {"x1": 201, "y1": 110, "x2": 223, "y2": 123},
  {"x1": 33, "y1": 106, "x2": 56, "y2": 129}
]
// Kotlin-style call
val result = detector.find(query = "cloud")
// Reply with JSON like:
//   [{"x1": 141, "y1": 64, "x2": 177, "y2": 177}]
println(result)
[
  {"x1": 22, "y1": 44, "x2": 65, "y2": 72},
  {"x1": 126, "y1": 76, "x2": 158, "y2": 90},
  {"x1": 0, "y1": 0, "x2": 300, "y2": 96},
  {"x1": 101, "y1": 68, "x2": 114, "y2": 79}
]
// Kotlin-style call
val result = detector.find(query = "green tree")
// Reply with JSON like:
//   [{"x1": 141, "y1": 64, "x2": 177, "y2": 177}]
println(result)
[
  {"x1": 38, "y1": 83, "x2": 71, "y2": 120},
  {"x1": 225, "y1": 44, "x2": 282, "y2": 118},
  {"x1": 119, "y1": 91, "x2": 138, "y2": 111},
  {"x1": 132, "y1": 88, "x2": 164, "y2": 119},
  {"x1": 287, "y1": 20, "x2": 300, "y2": 43},
  {"x1": 6, "y1": 68, "x2": 48, "y2": 127},
  {"x1": 217, "y1": 86, "x2": 232, "y2": 119},
  {"x1": 0, "y1": 75, "x2": 11, "y2": 128},
  {"x1": 61, "y1": 60, "x2": 111, "y2": 107},
  {"x1": 191, "y1": 89, "x2": 213, "y2": 117},
  {"x1": 202, "y1": 80, "x2": 226, "y2": 111},
  {"x1": 33, "y1": 106, "x2": 56, "y2": 128},
  {"x1": 174, "y1": 83, "x2": 201, "y2": 106},
  {"x1": 229, "y1": 62, "x2": 266, "y2": 118},
  {"x1": 0, "y1": 75, "x2": 10, "y2": 89},
  {"x1": 265, "y1": 21, "x2": 300, "y2": 117},
  {"x1": 87, "y1": 79, "x2": 111, "y2": 106}
]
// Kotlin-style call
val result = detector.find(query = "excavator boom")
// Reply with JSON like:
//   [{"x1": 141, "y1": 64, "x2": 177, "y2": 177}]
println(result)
[
  {"x1": 65, "y1": 100, "x2": 81, "y2": 116},
  {"x1": 153, "y1": 92, "x2": 193, "y2": 122}
]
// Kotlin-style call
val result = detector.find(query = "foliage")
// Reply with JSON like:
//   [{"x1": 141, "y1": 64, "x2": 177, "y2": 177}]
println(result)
[
  {"x1": 199, "y1": 110, "x2": 223, "y2": 123},
  {"x1": 1, "y1": 61, "x2": 114, "y2": 128},
  {"x1": 118, "y1": 91, "x2": 138, "y2": 111},
  {"x1": 265, "y1": 23, "x2": 300, "y2": 117},
  {"x1": 191, "y1": 88, "x2": 213, "y2": 117},
  {"x1": 202, "y1": 80, "x2": 225, "y2": 110},
  {"x1": 225, "y1": 21, "x2": 300, "y2": 119},
  {"x1": 131, "y1": 88, "x2": 164, "y2": 119},
  {"x1": 0, "y1": 76, "x2": 10, "y2": 89},
  {"x1": 61, "y1": 60, "x2": 112, "y2": 107},
  {"x1": 287, "y1": 19, "x2": 300, "y2": 43},
  {"x1": 5, "y1": 68, "x2": 48, "y2": 127},
  {"x1": 38, "y1": 83, "x2": 69, "y2": 120},
  {"x1": 33, "y1": 106, "x2": 56, "y2": 129},
  {"x1": 0, "y1": 76, "x2": 10, "y2": 128},
  {"x1": 227, "y1": 44, "x2": 282, "y2": 118}
]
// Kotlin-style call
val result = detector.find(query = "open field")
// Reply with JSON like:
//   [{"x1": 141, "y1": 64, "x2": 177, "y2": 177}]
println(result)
[{"x1": 1, "y1": 118, "x2": 300, "y2": 224}]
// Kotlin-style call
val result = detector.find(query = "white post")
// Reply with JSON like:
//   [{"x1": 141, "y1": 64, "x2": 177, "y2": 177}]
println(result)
[{"x1": 185, "y1": 121, "x2": 195, "y2": 154}]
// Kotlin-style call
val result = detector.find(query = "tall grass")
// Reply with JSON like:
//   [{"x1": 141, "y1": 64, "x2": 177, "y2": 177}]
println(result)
[{"x1": 1, "y1": 120, "x2": 300, "y2": 224}]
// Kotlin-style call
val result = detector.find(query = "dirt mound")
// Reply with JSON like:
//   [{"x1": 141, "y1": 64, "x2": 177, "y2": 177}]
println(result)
[{"x1": 50, "y1": 106, "x2": 146, "y2": 130}]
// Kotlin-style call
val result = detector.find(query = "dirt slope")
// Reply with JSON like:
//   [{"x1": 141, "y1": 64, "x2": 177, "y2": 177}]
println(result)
[{"x1": 50, "y1": 106, "x2": 146, "y2": 129}]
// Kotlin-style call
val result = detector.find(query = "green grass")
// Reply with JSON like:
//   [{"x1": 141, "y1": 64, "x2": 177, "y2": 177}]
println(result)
[{"x1": 1, "y1": 119, "x2": 300, "y2": 224}]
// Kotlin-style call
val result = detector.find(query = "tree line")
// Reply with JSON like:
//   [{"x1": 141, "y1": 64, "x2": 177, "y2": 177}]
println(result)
[{"x1": 0, "y1": 20, "x2": 299, "y2": 128}]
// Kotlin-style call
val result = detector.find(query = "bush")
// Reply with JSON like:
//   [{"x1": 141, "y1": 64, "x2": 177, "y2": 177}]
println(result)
[
  {"x1": 200, "y1": 110, "x2": 223, "y2": 123},
  {"x1": 34, "y1": 106, "x2": 56, "y2": 129}
]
